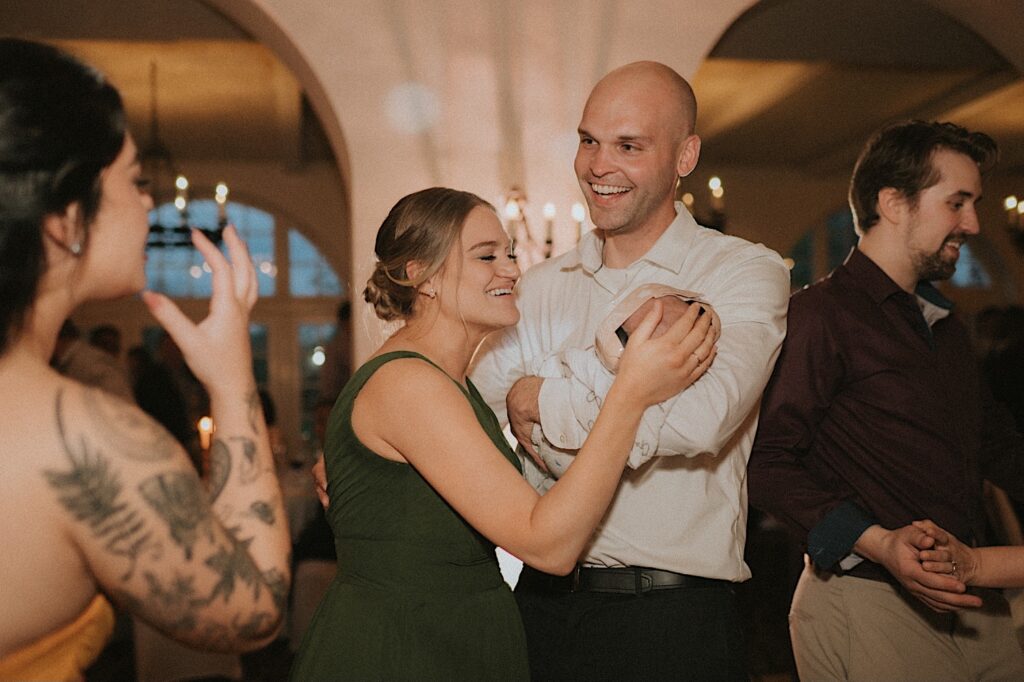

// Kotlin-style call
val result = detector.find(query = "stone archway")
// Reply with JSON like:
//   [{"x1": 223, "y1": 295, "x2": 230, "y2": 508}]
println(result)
[{"x1": 203, "y1": 0, "x2": 354, "y2": 297}]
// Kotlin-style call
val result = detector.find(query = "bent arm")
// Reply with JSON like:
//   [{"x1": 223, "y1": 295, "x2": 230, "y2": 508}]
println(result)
[
  {"x1": 52, "y1": 385, "x2": 290, "y2": 652},
  {"x1": 373, "y1": 317, "x2": 706, "y2": 575},
  {"x1": 747, "y1": 292, "x2": 872, "y2": 566},
  {"x1": 365, "y1": 362, "x2": 646, "y2": 574},
  {"x1": 537, "y1": 253, "x2": 789, "y2": 467}
]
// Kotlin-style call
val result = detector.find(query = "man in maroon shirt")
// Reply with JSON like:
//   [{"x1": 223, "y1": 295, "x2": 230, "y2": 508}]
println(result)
[{"x1": 750, "y1": 120, "x2": 1024, "y2": 680}]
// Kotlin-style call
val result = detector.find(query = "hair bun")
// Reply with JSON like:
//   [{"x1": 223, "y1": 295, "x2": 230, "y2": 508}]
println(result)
[{"x1": 364, "y1": 262, "x2": 414, "y2": 322}]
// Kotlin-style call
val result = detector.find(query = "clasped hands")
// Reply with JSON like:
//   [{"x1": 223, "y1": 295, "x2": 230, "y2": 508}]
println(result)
[{"x1": 856, "y1": 521, "x2": 982, "y2": 613}]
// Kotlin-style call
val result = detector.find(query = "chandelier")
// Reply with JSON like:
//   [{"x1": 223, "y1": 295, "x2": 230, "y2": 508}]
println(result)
[
  {"x1": 141, "y1": 62, "x2": 228, "y2": 249},
  {"x1": 1005, "y1": 195, "x2": 1024, "y2": 251},
  {"x1": 501, "y1": 186, "x2": 587, "y2": 270},
  {"x1": 501, "y1": 174, "x2": 729, "y2": 270}
]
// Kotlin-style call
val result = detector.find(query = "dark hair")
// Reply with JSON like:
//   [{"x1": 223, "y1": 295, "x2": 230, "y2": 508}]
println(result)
[
  {"x1": 88, "y1": 323, "x2": 120, "y2": 343},
  {"x1": 849, "y1": 120, "x2": 997, "y2": 233},
  {"x1": 364, "y1": 187, "x2": 492, "y2": 321},
  {"x1": 0, "y1": 38, "x2": 126, "y2": 352}
]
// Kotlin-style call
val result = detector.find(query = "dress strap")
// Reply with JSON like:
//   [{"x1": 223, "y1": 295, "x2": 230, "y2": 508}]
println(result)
[{"x1": 353, "y1": 351, "x2": 469, "y2": 397}]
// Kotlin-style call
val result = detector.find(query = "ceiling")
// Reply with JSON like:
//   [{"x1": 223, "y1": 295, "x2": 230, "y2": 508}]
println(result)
[
  {"x1": 2, "y1": 0, "x2": 1023, "y2": 223},
  {"x1": 695, "y1": 0, "x2": 1024, "y2": 175}
]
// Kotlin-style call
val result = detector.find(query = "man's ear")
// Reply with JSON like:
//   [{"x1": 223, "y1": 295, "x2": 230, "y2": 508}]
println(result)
[
  {"x1": 877, "y1": 187, "x2": 908, "y2": 226},
  {"x1": 676, "y1": 134, "x2": 701, "y2": 178},
  {"x1": 42, "y1": 202, "x2": 85, "y2": 254}
]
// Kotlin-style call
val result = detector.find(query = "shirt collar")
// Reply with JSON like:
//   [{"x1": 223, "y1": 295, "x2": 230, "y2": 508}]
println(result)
[
  {"x1": 564, "y1": 202, "x2": 698, "y2": 274},
  {"x1": 842, "y1": 248, "x2": 906, "y2": 304},
  {"x1": 915, "y1": 281, "x2": 954, "y2": 326},
  {"x1": 915, "y1": 280, "x2": 953, "y2": 310},
  {"x1": 842, "y1": 248, "x2": 954, "y2": 322}
]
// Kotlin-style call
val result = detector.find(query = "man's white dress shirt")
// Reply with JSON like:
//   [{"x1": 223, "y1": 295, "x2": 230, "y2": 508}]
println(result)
[{"x1": 471, "y1": 204, "x2": 789, "y2": 581}]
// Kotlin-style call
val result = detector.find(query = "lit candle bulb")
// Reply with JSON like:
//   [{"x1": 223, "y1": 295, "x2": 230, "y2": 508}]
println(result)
[
  {"x1": 503, "y1": 198, "x2": 521, "y2": 243},
  {"x1": 571, "y1": 202, "x2": 586, "y2": 241},
  {"x1": 504, "y1": 198, "x2": 521, "y2": 221},
  {"x1": 543, "y1": 202, "x2": 556, "y2": 258},
  {"x1": 708, "y1": 176, "x2": 724, "y2": 211},
  {"x1": 197, "y1": 415, "x2": 214, "y2": 451},
  {"x1": 1005, "y1": 195, "x2": 1019, "y2": 227},
  {"x1": 174, "y1": 175, "x2": 189, "y2": 227},
  {"x1": 215, "y1": 182, "x2": 229, "y2": 226}
]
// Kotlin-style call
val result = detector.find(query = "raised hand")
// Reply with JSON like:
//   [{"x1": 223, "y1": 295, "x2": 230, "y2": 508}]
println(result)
[
  {"x1": 142, "y1": 226, "x2": 257, "y2": 397},
  {"x1": 615, "y1": 299, "x2": 717, "y2": 408}
]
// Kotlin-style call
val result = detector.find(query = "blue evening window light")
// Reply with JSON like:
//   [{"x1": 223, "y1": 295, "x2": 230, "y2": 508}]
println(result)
[
  {"x1": 788, "y1": 231, "x2": 813, "y2": 289},
  {"x1": 949, "y1": 242, "x2": 992, "y2": 288},
  {"x1": 288, "y1": 229, "x2": 343, "y2": 297},
  {"x1": 146, "y1": 200, "x2": 276, "y2": 297},
  {"x1": 826, "y1": 209, "x2": 857, "y2": 271}
]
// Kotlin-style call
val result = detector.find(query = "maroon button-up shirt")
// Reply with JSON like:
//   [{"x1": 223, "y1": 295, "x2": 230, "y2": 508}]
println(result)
[{"x1": 749, "y1": 249, "x2": 1024, "y2": 570}]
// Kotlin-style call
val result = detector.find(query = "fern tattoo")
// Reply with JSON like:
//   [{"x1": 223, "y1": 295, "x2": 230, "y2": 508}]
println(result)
[
  {"x1": 45, "y1": 388, "x2": 154, "y2": 579},
  {"x1": 138, "y1": 472, "x2": 212, "y2": 560}
]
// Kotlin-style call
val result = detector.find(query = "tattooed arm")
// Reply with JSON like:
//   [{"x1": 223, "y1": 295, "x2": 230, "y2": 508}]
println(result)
[
  {"x1": 51, "y1": 384, "x2": 289, "y2": 651},
  {"x1": 45, "y1": 226, "x2": 289, "y2": 651}
]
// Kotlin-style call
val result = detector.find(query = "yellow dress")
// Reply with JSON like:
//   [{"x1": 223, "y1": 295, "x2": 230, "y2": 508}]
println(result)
[{"x1": 0, "y1": 594, "x2": 115, "y2": 682}]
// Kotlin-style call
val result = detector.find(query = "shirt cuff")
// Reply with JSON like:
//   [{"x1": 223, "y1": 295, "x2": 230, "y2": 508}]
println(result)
[{"x1": 806, "y1": 501, "x2": 876, "y2": 571}]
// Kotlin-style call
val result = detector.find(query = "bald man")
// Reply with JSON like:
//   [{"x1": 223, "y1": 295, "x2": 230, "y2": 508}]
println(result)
[{"x1": 472, "y1": 61, "x2": 790, "y2": 680}]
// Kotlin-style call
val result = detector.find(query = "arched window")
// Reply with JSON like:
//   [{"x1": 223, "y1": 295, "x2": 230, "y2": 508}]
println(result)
[
  {"x1": 146, "y1": 200, "x2": 344, "y2": 298},
  {"x1": 145, "y1": 199, "x2": 346, "y2": 464},
  {"x1": 288, "y1": 229, "x2": 343, "y2": 297}
]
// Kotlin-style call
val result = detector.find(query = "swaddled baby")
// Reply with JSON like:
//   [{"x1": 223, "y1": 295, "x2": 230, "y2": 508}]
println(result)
[{"x1": 524, "y1": 284, "x2": 716, "y2": 489}]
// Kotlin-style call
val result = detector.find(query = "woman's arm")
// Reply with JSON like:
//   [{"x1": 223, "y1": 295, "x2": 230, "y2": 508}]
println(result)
[
  {"x1": 53, "y1": 385, "x2": 289, "y2": 651},
  {"x1": 52, "y1": 227, "x2": 290, "y2": 651},
  {"x1": 362, "y1": 301, "x2": 716, "y2": 574}
]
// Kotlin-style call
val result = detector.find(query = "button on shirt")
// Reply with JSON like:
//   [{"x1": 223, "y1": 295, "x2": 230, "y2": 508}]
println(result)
[
  {"x1": 749, "y1": 248, "x2": 1024, "y2": 571},
  {"x1": 471, "y1": 204, "x2": 790, "y2": 581}
]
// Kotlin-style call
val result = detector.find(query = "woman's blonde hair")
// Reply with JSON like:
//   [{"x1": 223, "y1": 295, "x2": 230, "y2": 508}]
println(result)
[{"x1": 364, "y1": 187, "x2": 492, "y2": 321}]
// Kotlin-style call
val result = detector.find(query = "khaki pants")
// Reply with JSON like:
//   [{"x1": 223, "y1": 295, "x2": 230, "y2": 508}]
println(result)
[{"x1": 789, "y1": 558, "x2": 1024, "y2": 681}]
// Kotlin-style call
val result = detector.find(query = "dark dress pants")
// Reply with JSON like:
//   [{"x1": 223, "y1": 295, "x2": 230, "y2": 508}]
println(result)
[{"x1": 514, "y1": 575, "x2": 747, "y2": 682}]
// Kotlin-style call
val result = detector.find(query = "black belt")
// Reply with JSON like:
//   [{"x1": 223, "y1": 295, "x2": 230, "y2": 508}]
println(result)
[{"x1": 518, "y1": 565, "x2": 729, "y2": 595}]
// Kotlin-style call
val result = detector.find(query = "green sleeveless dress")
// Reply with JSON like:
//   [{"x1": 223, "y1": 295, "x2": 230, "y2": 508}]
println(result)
[{"x1": 290, "y1": 351, "x2": 529, "y2": 681}]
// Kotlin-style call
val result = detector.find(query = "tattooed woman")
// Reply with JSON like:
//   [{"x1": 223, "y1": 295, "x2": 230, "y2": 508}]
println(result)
[{"x1": 0, "y1": 39, "x2": 291, "y2": 680}]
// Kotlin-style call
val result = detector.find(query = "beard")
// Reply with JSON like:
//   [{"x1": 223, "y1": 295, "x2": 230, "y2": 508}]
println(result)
[{"x1": 912, "y1": 238, "x2": 961, "y2": 281}]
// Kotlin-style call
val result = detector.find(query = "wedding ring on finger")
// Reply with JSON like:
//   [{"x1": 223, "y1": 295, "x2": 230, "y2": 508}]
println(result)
[{"x1": 951, "y1": 559, "x2": 959, "y2": 580}]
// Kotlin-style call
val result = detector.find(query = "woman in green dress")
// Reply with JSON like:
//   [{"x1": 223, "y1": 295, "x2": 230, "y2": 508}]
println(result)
[{"x1": 290, "y1": 187, "x2": 718, "y2": 680}]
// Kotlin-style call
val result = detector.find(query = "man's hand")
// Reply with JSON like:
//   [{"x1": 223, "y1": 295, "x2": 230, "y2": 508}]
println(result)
[
  {"x1": 506, "y1": 376, "x2": 546, "y2": 472},
  {"x1": 854, "y1": 524, "x2": 981, "y2": 612},
  {"x1": 312, "y1": 454, "x2": 329, "y2": 509}
]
